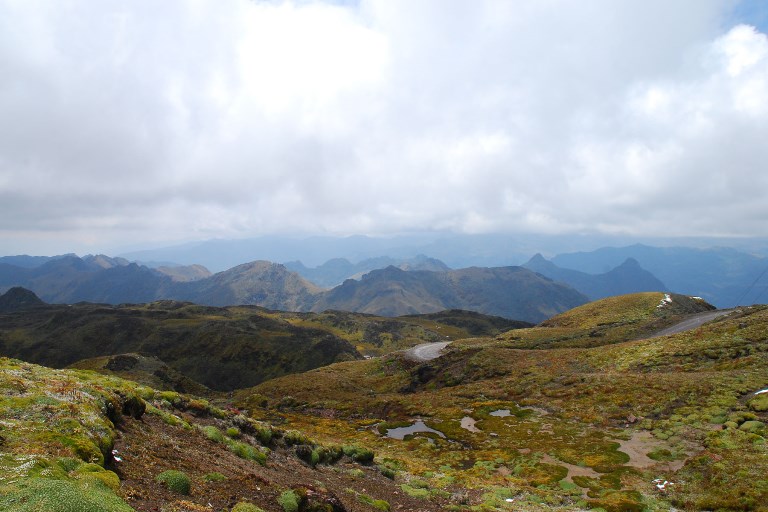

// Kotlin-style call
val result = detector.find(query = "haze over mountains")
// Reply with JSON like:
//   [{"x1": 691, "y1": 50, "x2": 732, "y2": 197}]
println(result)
[
  {"x1": 0, "y1": 254, "x2": 583, "y2": 323},
  {"x1": 117, "y1": 234, "x2": 768, "y2": 272},
  {"x1": 523, "y1": 254, "x2": 669, "y2": 301},
  {"x1": 3, "y1": 238, "x2": 768, "y2": 318}
]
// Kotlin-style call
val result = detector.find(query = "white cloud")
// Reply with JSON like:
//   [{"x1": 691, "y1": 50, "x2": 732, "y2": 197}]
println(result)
[{"x1": 1, "y1": 0, "x2": 767, "y2": 254}]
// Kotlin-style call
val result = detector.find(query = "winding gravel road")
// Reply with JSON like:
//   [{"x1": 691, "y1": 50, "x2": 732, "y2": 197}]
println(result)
[
  {"x1": 645, "y1": 308, "x2": 737, "y2": 338},
  {"x1": 403, "y1": 309, "x2": 738, "y2": 362}
]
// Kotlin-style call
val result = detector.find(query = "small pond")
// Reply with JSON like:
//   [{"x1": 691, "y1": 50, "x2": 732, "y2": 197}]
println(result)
[
  {"x1": 385, "y1": 420, "x2": 446, "y2": 440},
  {"x1": 461, "y1": 416, "x2": 481, "y2": 433}
]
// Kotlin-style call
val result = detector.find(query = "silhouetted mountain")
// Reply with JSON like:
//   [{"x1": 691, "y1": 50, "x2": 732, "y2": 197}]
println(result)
[
  {"x1": 312, "y1": 265, "x2": 588, "y2": 323},
  {"x1": 0, "y1": 256, "x2": 318, "y2": 311},
  {"x1": 285, "y1": 254, "x2": 450, "y2": 288},
  {"x1": 4, "y1": 255, "x2": 585, "y2": 321},
  {"x1": 0, "y1": 255, "x2": 138, "y2": 303},
  {"x1": 0, "y1": 287, "x2": 46, "y2": 313},
  {"x1": 551, "y1": 244, "x2": 768, "y2": 307},
  {"x1": 11, "y1": 257, "x2": 170, "y2": 304},
  {"x1": 523, "y1": 253, "x2": 668, "y2": 300},
  {"x1": 0, "y1": 254, "x2": 74, "y2": 268}
]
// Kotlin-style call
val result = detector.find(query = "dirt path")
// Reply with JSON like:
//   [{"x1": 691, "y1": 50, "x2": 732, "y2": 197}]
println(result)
[{"x1": 645, "y1": 309, "x2": 736, "y2": 338}]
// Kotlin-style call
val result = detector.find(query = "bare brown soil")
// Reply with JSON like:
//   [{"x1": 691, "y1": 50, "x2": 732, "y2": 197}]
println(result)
[{"x1": 111, "y1": 413, "x2": 452, "y2": 511}]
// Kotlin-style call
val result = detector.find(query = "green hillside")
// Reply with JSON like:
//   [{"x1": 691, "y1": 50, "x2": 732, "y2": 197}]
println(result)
[
  {"x1": 0, "y1": 298, "x2": 527, "y2": 389},
  {"x1": 0, "y1": 357, "x2": 446, "y2": 511},
  {"x1": 242, "y1": 293, "x2": 768, "y2": 511},
  {"x1": 2, "y1": 292, "x2": 766, "y2": 511}
]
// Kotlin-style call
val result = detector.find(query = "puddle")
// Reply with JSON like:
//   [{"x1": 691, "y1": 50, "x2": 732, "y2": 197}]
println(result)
[
  {"x1": 614, "y1": 431, "x2": 696, "y2": 471},
  {"x1": 460, "y1": 416, "x2": 481, "y2": 433},
  {"x1": 540, "y1": 454, "x2": 599, "y2": 498},
  {"x1": 540, "y1": 453, "x2": 602, "y2": 484},
  {"x1": 385, "y1": 420, "x2": 446, "y2": 440},
  {"x1": 490, "y1": 409, "x2": 511, "y2": 417}
]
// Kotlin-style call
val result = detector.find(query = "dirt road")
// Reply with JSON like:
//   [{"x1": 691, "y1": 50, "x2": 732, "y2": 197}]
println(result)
[{"x1": 646, "y1": 309, "x2": 736, "y2": 338}]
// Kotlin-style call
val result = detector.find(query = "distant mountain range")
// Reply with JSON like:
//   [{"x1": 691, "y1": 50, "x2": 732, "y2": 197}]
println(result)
[
  {"x1": 0, "y1": 255, "x2": 587, "y2": 323},
  {"x1": 116, "y1": 233, "x2": 768, "y2": 271},
  {"x1": 311, "y1": 265, "x2": 586, "y2": 322},
  {"x1": 285, "y1": 254, "x2": 450, "y2": 288},
  {"x1": 3, "y1": 240, "x2": 767, "y2": 317},
  {"x1": 523, "y1": 254, "x2": 668, "y2": 300},
  {"x1": 551, "y1": 244, "x2": 768, "y2": 307}
]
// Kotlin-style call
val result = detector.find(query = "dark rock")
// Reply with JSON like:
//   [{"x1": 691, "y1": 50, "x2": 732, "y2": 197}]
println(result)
[
  {"x1": 106, "y1": 354, "x2": 139, "y2": 372},
  {"x1": 122, "y1": 395, "x2": 146, "y2": 419}
]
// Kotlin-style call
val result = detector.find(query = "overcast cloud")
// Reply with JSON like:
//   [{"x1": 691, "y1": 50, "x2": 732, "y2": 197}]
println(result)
[{"x1": 1, "y1": 0, "x2": 768, "y2": 255}]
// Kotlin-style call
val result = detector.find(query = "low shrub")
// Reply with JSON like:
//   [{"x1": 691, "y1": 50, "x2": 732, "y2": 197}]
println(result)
[
  {"x1": 231, "y1": 502, "x2": 265, "y2": 512},
  {"x1": 400, "y1": 483, "x2": 431, "y2": 499},
  {"x1": 316, "y1": 445, "x2": 344, "y2": 464},
  {"x1": 253, "y1": 424, "x2": 274, "y2": 445},
  {"x1": 73, "y1": 464, "x2": 120, "y2": 492},
  {"x1": 277, "y1": 489, "x2": 300, "y2": 512},
  {"x1": 56, "y1": 457, "x2": 83, "y2": 473},
  {"x1": 203, "y1": 472, "x2": 227, "y2": 482},
  {"x1": 343, "y1": 445, "x2": 375, "y2": 464},
  {"x1": 283, "y1": 430, "x2": 310, "y2": 446},
  {"x1": 358, "y1": 494, "x2": 391, "y2": 511},
  {"x1": 156, "y1": 470, "x2": 190, "y2": 495},
  {"x1": 202, "y1": 425, "x2": 225, "y2": 443},
  {"x1": 0, "y1": 477, "x2": 134, "y2": 512},
  {"x1": 228, "y1": 441, "x2": 267, "y2": 465}
]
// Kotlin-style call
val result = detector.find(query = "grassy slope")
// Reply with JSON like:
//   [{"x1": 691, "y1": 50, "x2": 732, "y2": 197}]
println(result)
[
  {"x1": 68, "y1": 353, "x2": 213, "y2": 397},
  {"x1": 242, "y1": 293, "x2": 768, "y2": 511},
  {"x1": 0, "y1": 357, "x2": 455, "y2": 512},
  {"x1": 0, "y1": 301, "x2": 362, "y2": 391}
]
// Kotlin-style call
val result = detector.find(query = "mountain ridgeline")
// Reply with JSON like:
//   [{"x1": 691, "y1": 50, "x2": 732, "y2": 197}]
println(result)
[
  {"x1": 0, "y1": 255, "x2": 590, "y2": 323},
  {"x1": 551, "y1": 244, "x2": 768, "y2": 307},
  {"x1": 312, "y1": 265, "x2": 587, "y2": 322},
  {"x1": 523, "y1": 253, "x2": 669, "y2": 300}
]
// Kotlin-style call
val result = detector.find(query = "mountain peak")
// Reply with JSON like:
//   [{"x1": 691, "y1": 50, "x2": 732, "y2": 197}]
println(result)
[
  {"x1": 618, "y1": 257, "x2": 641, "y2": 268},
  {"x1": 0, "y1": 287, "x2": 46, "y2": 313},
  {"x1": 523, "y1": 253, "x2": 557, "y2": 271}
]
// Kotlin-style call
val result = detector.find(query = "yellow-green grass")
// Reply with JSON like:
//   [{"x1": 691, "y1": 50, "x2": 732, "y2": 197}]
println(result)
[{"x1": 241, "y1": 295, "x2": 768, "y2": 510}]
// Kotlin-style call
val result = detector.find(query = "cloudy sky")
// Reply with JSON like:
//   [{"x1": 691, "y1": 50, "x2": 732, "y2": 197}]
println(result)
[{"x1": 2, "y1": 0, "x2": 768, "y2": 256}]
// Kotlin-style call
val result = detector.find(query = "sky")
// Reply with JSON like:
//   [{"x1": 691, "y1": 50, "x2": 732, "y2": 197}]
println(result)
[{"x1": 1, "y1": 0, "x2": 768, "y2": 256}]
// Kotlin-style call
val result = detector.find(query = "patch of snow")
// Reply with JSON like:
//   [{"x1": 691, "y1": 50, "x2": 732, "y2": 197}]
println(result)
[
  {"x1": 755, "y1": 389, "x2": 768, "y2": 395},
  {"x1": 656, "y1": 293, "x2": 673, "y2": 309}
]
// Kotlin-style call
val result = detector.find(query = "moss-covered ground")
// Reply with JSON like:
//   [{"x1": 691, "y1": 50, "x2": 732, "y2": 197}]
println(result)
[
  {"x1": 0, "y1": 357, "x2": 458, "y2": 511},
  {"x1": 2, "y1": 292, "x2": 766, "y2": 511},
  {"x1": 242, "y1": 293, "x2": 768, "y2": 511}
]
